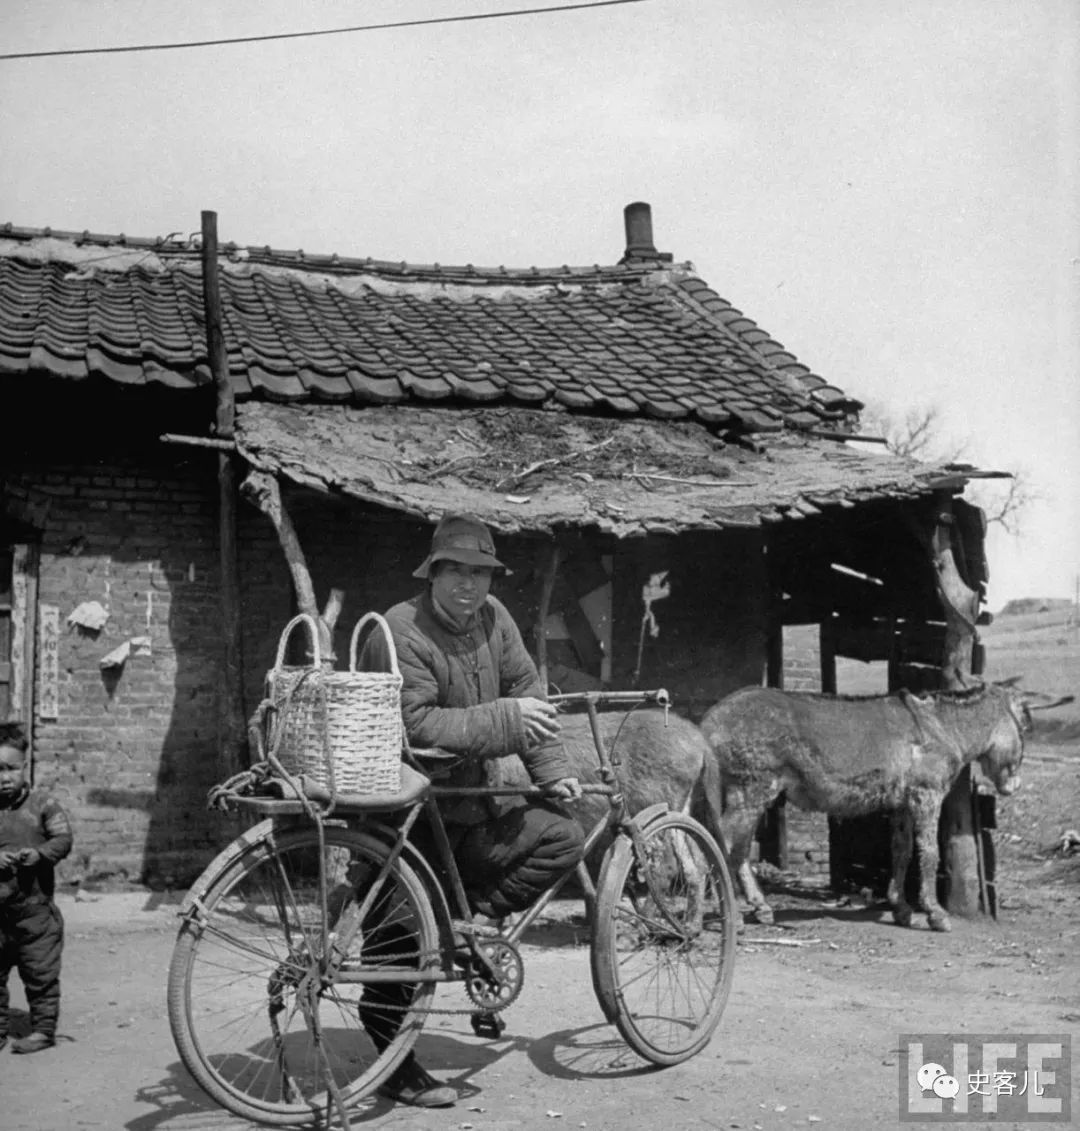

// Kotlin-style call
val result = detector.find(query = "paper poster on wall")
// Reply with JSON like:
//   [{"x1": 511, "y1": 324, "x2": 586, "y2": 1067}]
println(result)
[{"x1": 38, "y1": 604, "x2": 59, "y2": 720}]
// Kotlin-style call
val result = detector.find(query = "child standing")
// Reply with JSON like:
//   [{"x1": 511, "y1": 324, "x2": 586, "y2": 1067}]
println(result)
[{"x1": 0, "y1": 721, "x2": 73, "y2": 1054}]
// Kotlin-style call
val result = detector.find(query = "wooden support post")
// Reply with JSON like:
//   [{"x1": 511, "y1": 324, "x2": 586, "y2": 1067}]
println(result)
[
  {"x1": 536, "y1": 543, "x2": 561, "y2": 695},
  {"x1": 202, "y1": 211, "x2": 246, "y2": 777},
  {"x1": 886, "y1": 614, "x2": 901, "y2": 693},
  {"x1": 931, "y1": 492, "x2": 982, "y2": 918},
  {"x1": 819, "y1": 613, "x2": 837, "y2": 694},
  {"x1": 766, "y1": 623, "x2": 783, "y2": 690},
  {"x1": 239, "y1": 469, "x2": 343, "y2": 662},
  {"x1": 763, "y1": 600, "x2": 789, "y2": 865},
  {"x1": 766, "y1": 565, "x2": 784, "y2": 690}
]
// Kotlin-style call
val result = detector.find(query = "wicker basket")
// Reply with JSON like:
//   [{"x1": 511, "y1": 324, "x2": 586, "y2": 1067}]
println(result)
[{"x1": 266, "y1": 612, "x2": 403, "y2": 794}]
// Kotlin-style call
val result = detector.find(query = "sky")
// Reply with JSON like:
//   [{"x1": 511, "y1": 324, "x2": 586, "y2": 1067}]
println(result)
[{"x1": 2, "y1": 0, "x2": 1077, "y2": 611}]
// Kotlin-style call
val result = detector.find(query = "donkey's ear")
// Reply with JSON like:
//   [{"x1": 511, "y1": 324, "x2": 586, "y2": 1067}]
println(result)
[
  {"x1": 993, "y1": 675, "x2": 1023, "y2": 688},
  {"x1": 1021, "y1": 692, "x2": 1076, "y2": 712}
]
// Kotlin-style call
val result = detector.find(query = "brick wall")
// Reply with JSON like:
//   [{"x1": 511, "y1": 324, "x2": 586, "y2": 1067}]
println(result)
[
  {"x1": 782, "y1": 623, "x2": 821, "y2": 692},
  {"x1": 774, "y1": 624, "x2": 831, "y2": 882},
  {"x1": 10, "y1": 454, "x2": 230, "y2": 885},
  {"x1": 782, "y1": 808, "x2": 831, "y2": 885}
]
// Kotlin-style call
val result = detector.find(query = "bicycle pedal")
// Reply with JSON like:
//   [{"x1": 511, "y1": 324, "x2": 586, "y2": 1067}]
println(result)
[{"x1": 470, "y1": 1010, "x2": 506, "y2": 1039}]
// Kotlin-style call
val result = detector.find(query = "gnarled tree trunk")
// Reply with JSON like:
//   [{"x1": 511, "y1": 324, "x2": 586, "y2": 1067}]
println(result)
[
  {"x1": 240, "y1": 469, "x2": 344, "y2": 664},
  {"x1": 931, "y1": 493, "x2": 983, "y2": 918}
]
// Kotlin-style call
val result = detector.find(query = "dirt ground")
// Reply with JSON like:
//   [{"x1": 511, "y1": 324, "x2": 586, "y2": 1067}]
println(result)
[{"x1": 3, "y1": 740, "x2": 1077, "y2": 1131}]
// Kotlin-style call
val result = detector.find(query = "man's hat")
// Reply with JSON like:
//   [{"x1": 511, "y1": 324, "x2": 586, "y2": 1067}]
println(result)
[{"x1": 412, "y1": 513, "x2": 510, "y2": 580}]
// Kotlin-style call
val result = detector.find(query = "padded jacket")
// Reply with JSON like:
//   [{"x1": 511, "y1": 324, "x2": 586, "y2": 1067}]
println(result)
[
  {"x1": 0, "y1": 785, "x2": 73, "y2": 904},
  {"x1": 362, "y1": 590, "x2": 570, "y2": 825}
]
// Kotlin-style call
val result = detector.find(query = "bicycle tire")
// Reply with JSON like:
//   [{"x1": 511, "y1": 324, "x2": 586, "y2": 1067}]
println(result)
[
  {"x1": 590, "y1": 812, "x2": 737, "y2": 1065},
  {"x1": 167, "y1": 823, "x2": 440, "y2": 1126}
]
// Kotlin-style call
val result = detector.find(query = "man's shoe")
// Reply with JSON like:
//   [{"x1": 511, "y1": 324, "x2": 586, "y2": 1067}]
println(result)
[
  {"x1": 377, "y1": 1060, "x2": 457, "y2": 1108},
  {"x1": 12, "y1": 1032, "x2": 54, "y2": 1054},
  {"x1": 452, "y1": 916, "x2": 505, "y2": 968},
  {"x1": 452, "y1": 915, "x2": 503, "y2": 950}
]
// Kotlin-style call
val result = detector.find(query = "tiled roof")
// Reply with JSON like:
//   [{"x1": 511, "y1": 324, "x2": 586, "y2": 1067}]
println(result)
[
  {"x1": 236, "y1": 402, "x2": 966, "y2": 536},
  {"x1": 0, "y1": 225, "x2": 859, "y2": 435}
]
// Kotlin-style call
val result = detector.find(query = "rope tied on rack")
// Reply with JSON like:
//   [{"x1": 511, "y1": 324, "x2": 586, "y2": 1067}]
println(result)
[
  {"x1": 264, "y1": 667, "x2": 339, "y2": 821},
  {"x1": 208, "y1": 679, "x2": 341, "y2": 824}
]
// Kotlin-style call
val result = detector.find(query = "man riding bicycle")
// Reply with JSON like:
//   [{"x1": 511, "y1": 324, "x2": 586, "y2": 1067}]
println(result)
[{"x1": 359, "y1": 513, "x2": 584, "y2": 1108}]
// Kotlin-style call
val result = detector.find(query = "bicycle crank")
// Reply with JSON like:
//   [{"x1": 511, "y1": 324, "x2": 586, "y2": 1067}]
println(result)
[{"x1": 464, "y1": 938, "x2": 524, "y2": 1013}]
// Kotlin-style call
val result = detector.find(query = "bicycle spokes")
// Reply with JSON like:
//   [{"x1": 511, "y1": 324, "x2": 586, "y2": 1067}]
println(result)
[{"x1": 592, "y1": 814, "x2": 736, "y2": 1065}]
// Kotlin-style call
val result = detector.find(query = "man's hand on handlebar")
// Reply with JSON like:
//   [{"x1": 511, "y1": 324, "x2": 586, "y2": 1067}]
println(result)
[
  {"x1": 543, "y1": 777, "x2": 582, "y2": 801},
  {"x1": 518, "y1": 697, "x2": 561, "y2": 747}
]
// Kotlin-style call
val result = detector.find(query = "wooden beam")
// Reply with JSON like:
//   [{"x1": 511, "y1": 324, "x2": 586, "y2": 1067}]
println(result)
[
  {"x1": 804, "y1": 428, "x2": 889, "y2": 444},
  {"x1": 160, "y1": 433, "x2": 236, "y2": 451},
  {"x1": 202, "y1": 211, "x2": 233, "y2": 443},
  {"x1": 202, "y1": 211, "x2": 246, "y2": 777},
  {"x1": 832, "y1": 617, "x2": 947, "y2": 664}
]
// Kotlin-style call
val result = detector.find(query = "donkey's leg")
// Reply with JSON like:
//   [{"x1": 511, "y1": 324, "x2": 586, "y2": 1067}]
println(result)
[
  {"x1": 723, "y1": 783, "x2": 776, "y2": 926},
  {"x1": 912, "y1": 790, "x2": 950, "y2": 932},
  {"x1": 887, "y1": 808, "x2": 915, "y2": 928},
  {"x1": 667, "y1": 825, "x2": 705, "y2": 935}
]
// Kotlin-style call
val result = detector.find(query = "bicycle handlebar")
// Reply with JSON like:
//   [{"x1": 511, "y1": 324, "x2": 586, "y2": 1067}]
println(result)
[
  {"x1": 408, "y1": 689, "x2": 668, "y2": 800},
  {"x1": 547, "y1": 688, "x2": 669, "y2": 708},
  {"x1": 429, "y1": 782, "x2": 614, "y2": 798}
]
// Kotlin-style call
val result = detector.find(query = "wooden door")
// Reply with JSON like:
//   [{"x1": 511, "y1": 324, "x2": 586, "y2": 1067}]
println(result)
[{"x1": 0, "y1": 542, "x2": 38, "y2": 730}]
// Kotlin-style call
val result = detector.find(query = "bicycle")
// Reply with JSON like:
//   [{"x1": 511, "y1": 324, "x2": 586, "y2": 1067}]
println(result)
[{"x1": 167, "y1": 688, "x2": 737, "y2": 1128}]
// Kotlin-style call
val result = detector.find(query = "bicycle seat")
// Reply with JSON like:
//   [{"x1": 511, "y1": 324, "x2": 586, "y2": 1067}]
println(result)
[{"x1": 228, "y1": 763, "x2": 431, "y2": 816}]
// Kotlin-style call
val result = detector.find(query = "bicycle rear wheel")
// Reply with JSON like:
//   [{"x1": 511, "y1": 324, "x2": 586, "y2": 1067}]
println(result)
[
  {"x1": 167, "y1": 824, "x2": 439, "y2": 1127},
  {"x1": 590, "y1": 812, "x2": 736, "y2": 1065}
]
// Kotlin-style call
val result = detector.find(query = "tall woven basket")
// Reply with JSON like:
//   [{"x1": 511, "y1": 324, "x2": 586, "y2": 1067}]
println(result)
[{"x1": 266, "y1": 612, "x2": 403, "y2": 794}]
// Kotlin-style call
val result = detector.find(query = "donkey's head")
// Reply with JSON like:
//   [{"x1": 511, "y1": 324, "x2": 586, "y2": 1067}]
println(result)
[
  {"x1": 976, "y1": 684, "x2": 1029, "y2": 795},
  {"x1": 977, "y1": 680, "x2": 1074, "y2": 796}
]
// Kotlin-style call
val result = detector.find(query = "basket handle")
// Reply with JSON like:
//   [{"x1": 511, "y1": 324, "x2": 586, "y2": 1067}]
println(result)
[
  {"x1": 272, "y1": 613, "x2": 322, "y2": 672},
  {"x1": 349, "y1": 612, "x2": 401, "y2": 678}
]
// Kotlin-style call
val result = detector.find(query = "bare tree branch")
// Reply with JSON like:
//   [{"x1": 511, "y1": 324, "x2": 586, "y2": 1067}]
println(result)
[
  {"x1": 968, "y1": 469, "x2": 1040, "y2": 536},
  {"x1": 862, "y1": 402, "x2": 968, "y2": 462},
  {"x1": 862, "y1": 400, "x2": 1036, "y2": 537}
]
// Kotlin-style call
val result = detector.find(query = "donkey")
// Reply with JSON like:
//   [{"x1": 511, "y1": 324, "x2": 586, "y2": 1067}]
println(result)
[
  {"x1": 499, "y1": 707, "x2": 724, "y2": 933},
  {"x1": 698, "y1": 682, "x2": 1049, "y2": 932},
  {"x1": 502, "y1": 707, "x2": 718, "y2": 850}
]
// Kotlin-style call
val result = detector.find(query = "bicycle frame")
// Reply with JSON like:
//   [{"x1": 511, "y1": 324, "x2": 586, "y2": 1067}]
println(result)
[
  {"x1": 191, "y1": 688, "x2": 675, "y2": 990},
  {"x1": 345, "y1": 688, "x2": 673, "y2": 964}
]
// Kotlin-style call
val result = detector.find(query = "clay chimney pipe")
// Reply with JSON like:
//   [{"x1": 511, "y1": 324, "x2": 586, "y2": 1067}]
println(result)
[{"x1": 623, "y1": 201, "x2": 658, "y2": 259}]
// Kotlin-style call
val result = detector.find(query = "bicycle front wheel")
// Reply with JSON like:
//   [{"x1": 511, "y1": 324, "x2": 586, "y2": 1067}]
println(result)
[
  {"x1": 167, "y1": 824, "x2": 439, "y2": 1127},
  {"x1": 591, "y1": 812, "x2": 736, "y2": 1065}
]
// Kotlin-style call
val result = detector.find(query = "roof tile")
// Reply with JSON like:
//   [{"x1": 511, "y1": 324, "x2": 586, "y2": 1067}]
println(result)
[
  {"x1": 401, "y1": 371, "x2": 452, "y2": 400},
  {"x1": 247, "y1": 366, "x2": 303, "y2": 399},
  {"x1": 0, "y1": 231, "x2": 860, "y2": 436},
  {"x1": 85, "y1": 346, "x2": 144, "y2": 384}
]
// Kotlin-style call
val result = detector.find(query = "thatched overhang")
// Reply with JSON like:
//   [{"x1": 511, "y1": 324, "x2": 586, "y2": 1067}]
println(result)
[{"x1": 234, "y1": 401, "x2": 979, "y2": 537}]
